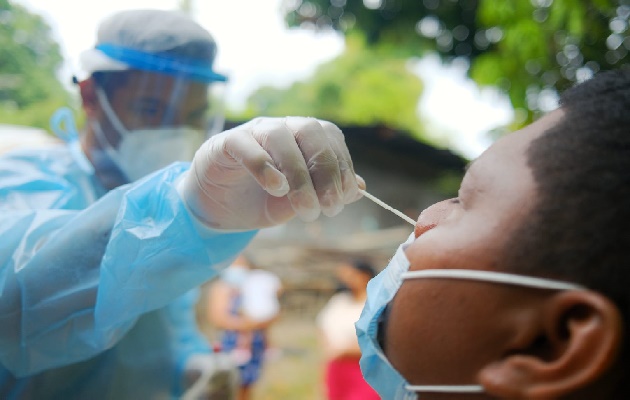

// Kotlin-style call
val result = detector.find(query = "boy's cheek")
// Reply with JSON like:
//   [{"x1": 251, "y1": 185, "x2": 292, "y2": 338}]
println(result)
[{"x1": 405, "y1": 235, "x2": 456, "y2": 272}]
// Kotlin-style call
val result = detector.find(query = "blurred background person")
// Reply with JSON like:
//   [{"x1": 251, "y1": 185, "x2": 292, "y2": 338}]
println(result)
[
  {"x1": 316, "y1": 259, "x2": 379, "y2": 400},
  {"x1": 207, "y1": 254, "x2": 282, "y2": 400}
]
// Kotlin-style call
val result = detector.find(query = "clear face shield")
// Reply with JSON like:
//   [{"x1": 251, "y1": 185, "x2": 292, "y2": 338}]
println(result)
[
  {"x1": 83, "y1": 44, "x2": 228, "y2": 182},
  {"x1": 94, "y1": 70, "x2": 225, "y2": 136}
]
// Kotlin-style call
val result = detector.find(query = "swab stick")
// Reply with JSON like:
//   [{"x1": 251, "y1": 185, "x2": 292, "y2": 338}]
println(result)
[{"x1": 359, "y1": 189, "x2": 415, "y2": 227}]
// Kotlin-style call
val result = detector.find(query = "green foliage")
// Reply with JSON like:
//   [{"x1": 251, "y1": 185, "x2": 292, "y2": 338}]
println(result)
[
  {"x1": 241, "y1": 34, "x2": 425, "y2": 139},
  {"x1": 282, "y1": 0, "x2": 630, "y2": 124},
  {"x1": 0, "y1": 98, "x2": 69, "y2": 129},
  {"x1": 0, "y1": 0, "x2": 70, "y2": 130}
]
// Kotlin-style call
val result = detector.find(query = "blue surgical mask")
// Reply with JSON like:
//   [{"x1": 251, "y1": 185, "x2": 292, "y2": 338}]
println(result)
[
  {"x1": 356, "y1": 233, "x2": 417, "y2": 400},
  {"x1": 356, "y1": 233, "x2": 586, "y2": 399}
]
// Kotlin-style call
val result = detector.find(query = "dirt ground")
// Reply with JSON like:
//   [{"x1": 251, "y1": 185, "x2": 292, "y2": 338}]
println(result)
[
  {"x1": 197, "y1": 306, "x2": 328, "y2": 400},
  {"x1": 250, "y1": 315, "x2": 327, "y2": 400}
]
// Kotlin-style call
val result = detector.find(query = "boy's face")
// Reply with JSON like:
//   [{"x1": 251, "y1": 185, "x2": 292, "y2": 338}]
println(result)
[{"x1": 381, "y1": 110, "x2": 566, "y2": 395}]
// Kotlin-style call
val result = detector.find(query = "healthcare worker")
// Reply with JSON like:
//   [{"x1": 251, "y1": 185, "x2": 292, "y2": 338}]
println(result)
[{"x1": 0, "y1": 9, "x2": 362, "y2": 399}]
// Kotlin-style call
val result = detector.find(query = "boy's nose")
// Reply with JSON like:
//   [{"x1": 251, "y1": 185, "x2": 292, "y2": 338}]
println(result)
[{"x1": 414, "y1": 199, "x2": 453, "y2": 238}]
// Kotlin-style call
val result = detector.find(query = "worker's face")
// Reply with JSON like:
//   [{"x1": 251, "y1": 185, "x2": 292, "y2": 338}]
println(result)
[
  {"x1": 107, "y1": 70, "x2": 210, "y2": 132},
  {"x1": 82, "y1": 70, "x2": 215, "y2": 186},
  {"x1": 380, "y1": 110, "x2": 566, "y2": 395}
]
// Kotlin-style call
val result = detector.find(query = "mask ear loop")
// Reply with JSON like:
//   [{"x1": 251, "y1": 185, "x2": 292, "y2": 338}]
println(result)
[
  {"x1": 405, "y1": 384, "x2": 484, "y2": 393},
  {"x1": 402, "y1": 269, "x2": 587, "y2": 291},
  {"x1": 359, "y1": 189, "x2": 416, "y2": 226},
  {"x1": 94, "y1": 87, "x2": 131, "y2": 136},
  {"x1": 50, "y1": 107, "x2": 95, "y2": 175},
  {"x1": 400, "y1": 270, "x2": 585, "y2": 394}
]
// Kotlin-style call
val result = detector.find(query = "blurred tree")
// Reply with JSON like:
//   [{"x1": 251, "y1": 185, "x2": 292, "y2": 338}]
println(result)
[
  {"x1": 178, "y1": 0, "x2": 194, "y2": 16},
  {"x1": 239, "y1": 34, "x2": 426, "y2": 139},
  {"x1": 0, "y1": 0, "x2": 70, "y2": 130},
  {"x1": 282, "y1": 0, "x2": 630, "y2": 123}
]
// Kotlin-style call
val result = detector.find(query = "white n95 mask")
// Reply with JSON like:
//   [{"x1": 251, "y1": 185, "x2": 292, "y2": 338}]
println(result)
[
  {"x1": 93, "y1": 87, "x2": 206, "y2": 182},
  {"x1": 356, "y1": 233, "x2": 586, "y2": 399}
]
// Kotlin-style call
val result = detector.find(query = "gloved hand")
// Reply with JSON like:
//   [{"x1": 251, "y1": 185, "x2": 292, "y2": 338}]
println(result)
[
  {"x1": 182, "y1": 353, "x2": 239, "y2": 400},
  {"x1": 178, "y1": 117, "x2": 364, "y2": 230}
]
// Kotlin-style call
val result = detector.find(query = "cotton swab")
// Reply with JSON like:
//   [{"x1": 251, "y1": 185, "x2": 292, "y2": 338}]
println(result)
[{"x1": 359, "y1": 189, "x2": 416, "y2": 227}]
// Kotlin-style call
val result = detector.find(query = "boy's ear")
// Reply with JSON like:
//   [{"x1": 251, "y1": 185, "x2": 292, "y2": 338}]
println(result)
[{"x1": 478, "y1": 290, "x2": 622, "y2": 399}]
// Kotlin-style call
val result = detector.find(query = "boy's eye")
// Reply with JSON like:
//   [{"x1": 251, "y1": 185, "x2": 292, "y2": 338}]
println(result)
[{"x1": 450, "y1": 198, "x2": 461, "y2": 204}]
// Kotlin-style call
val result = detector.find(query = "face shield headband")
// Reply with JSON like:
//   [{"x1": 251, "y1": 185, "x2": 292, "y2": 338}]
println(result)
[{"x1": 95, "y1": 43, "x2": 228, "y2": 83}]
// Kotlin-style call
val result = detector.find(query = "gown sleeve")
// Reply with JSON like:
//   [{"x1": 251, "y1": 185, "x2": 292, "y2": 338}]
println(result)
[{"x1": 0, "y1": 150, "x2": 256, "y2": 376}]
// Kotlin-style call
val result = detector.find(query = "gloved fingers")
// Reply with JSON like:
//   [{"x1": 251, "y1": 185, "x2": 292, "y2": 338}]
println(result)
[
  {"x1": 317, "y1": 119, "x2": 363, "y2": 204},
  {"x1": 254, "y1": 117, "x2": 321, "y2": 221},
  {"x1": 222, "y1": 122, "x2": 290, "y2": 197},
  {"x1": 284, "y1": 117, "x2": 345, "y2": 218},
  {"x1": 356, "y1": 174, "x2": 366, "y2": 190}
]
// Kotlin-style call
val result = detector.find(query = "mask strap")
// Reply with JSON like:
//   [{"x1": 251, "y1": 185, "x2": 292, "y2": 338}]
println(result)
[
  {"x1": 401, "y1": 269, "x2": 584, "y2": 394},
  {"x1": 402, "y1": 269, "x2": 586, "y2": 291},
  {"x1": 90, "y1": 118, "x2": 131, "y2": 182},
  {"x1": 94, "y1": 87, "x2": 131, "y2": 137},
  {"x1": 50, "y1": 107, "x2": 95, "y2": 175},
  {"x1": 405, "y1": 384, "x2": 484, "y2": 393}
]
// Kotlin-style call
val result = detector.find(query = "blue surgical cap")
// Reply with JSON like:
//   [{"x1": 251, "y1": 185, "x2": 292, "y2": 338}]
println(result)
[{"x1": 78, "y1": 9, "x2": 227, "y2": 83}]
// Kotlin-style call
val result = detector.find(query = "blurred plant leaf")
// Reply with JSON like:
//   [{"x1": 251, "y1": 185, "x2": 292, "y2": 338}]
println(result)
[
  {"x1": 0, "y1": 0, "x2": 71, "y2": 131},
  {"x1": 240, "y1": 34, "x2": 426, "y2": 140},
  {"x1": 282, "y1": 0, "x2": 630, "y2": 127}
]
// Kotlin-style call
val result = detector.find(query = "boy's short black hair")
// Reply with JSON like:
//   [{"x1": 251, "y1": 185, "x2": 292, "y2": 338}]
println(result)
[{"x1": 501, "y1": 69, "x2": 630, "y2": 389}]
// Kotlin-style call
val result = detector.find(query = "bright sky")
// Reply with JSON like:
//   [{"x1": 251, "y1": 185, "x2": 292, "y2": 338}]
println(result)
[
  {"x1": 413, "y1": 54, "x2": 514, "y2": 158},
  {"x1": 16, "y1": 0, "x2": 513, "y2": 159}
]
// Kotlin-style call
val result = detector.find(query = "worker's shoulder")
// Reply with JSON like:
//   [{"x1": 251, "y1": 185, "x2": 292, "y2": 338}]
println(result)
[{"x1": 0, "y1": 126, "x2": 73, "y2": 182}]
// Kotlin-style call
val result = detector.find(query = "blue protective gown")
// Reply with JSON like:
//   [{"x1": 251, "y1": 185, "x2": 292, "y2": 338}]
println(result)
[{"x1": 0, "y1": 144, "x2": 257, "y2": 399}]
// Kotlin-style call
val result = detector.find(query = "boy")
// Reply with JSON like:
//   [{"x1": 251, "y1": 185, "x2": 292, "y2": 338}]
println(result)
[{"x1": 358, "y1": 69, "x2": 629, "y2": 399}]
